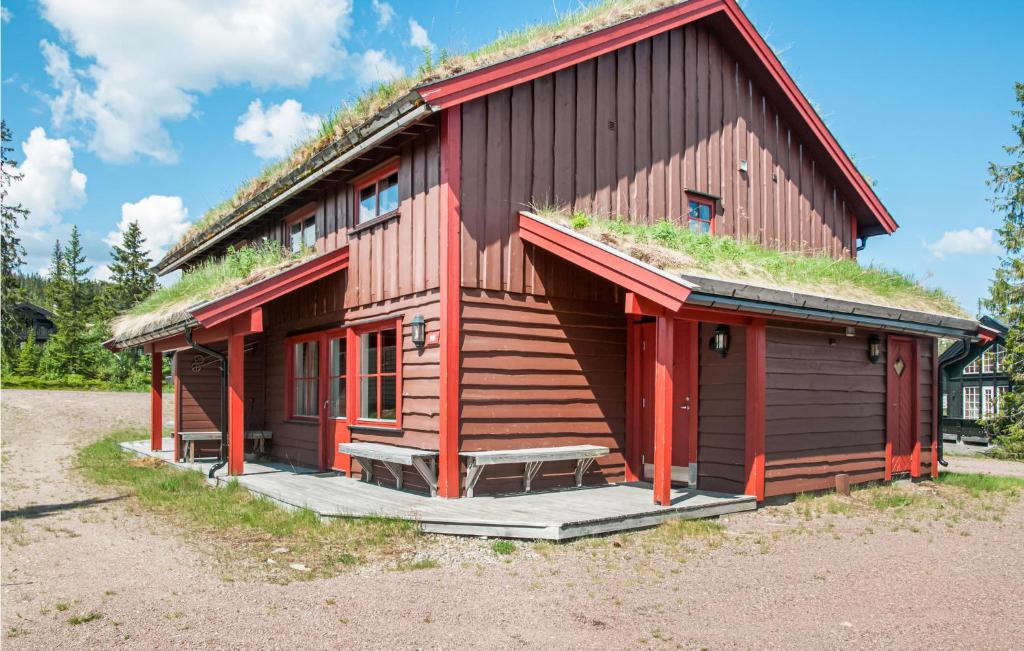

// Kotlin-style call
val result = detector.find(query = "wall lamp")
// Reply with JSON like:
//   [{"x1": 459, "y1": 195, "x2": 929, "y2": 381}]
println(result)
[
  {"x1": 867, "y1": 335, "x2": 881, "y2": 364},
  {"x1": 709, "y1": 325, "x2": 730, "y2": 358},
  {"x1": 410, "y1": 314, "x2": 426, "y2": 349}
]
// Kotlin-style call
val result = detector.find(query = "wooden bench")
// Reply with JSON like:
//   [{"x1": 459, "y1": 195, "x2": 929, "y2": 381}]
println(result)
[
  {"x1": 460, "y1": 445, "x2": 609, "y2": 497},
  {"x1": 338, "y1": 442, "x2": 439, "y2": 497},
  {"x1": 179, "y1": 430, "x2": 272, "y2": 463}
]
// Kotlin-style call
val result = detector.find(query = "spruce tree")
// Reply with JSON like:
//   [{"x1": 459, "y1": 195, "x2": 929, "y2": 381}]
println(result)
[
  {"x1": 16, "y1": 329, "x2": 40, "y2": 375},
  {"x1": 1, "y1": 120, "x2": 28, "y2": 369},
  {"x1": 983, "y1": 82, "x2": 1024, "y2": 459},
  {"x1": 43, "y1": 227, "x2": 94, "y2": 378},
  {"x1": 103, "y1": 221, "x2": 155, "y2": 317}
]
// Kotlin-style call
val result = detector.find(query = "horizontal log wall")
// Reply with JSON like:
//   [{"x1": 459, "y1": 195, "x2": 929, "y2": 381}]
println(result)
[
  {"x1": 697, "y1": 323, "x2": 747, "y2": 494},
  {"x1": 460, "y1": 21, "x2": 857, "y2": 300},
  {"x1": 459, "y1": 287, "x2": 627, "y2": 495},
  {"x1": 763, "y1": 326, "x2": 887, "y2": 496}
]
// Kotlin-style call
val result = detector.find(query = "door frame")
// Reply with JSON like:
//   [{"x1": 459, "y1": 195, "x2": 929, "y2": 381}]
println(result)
[{"x1": 885, "y1": 335, "x2": 921, "y2": 480}]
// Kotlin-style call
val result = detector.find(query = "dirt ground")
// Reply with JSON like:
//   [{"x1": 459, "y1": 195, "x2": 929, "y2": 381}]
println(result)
[{"x1": 3, "y1": 389, "x2": 1024, "y2": 649}]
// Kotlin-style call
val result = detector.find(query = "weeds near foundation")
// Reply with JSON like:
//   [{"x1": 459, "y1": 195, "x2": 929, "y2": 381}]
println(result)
[
  {"x1": 934, "y1": 472, "x2": 1024, "y2": 498},
  {"x1": 491, "y1": 540, "x2": 517, "y2": 556},
  {"x1": 76, "y1": 429, "x2": 419, "y2": 580},
  {"x1": 653, "y1": 517, "x2": 725, "y2": 545}
]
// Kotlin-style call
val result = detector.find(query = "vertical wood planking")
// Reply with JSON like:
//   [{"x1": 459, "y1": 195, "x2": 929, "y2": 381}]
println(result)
[
  {"x1": 509, "y1": 83, "x2": 533, "y2": 294},
  {"x1": 411, "y1": 141, "x2": 427, "y2": 293},
  {"x1": 553, "y1": 67, "x2": 576, "y2": 208},
  {"x1": 650, "y1": 33, "x2": 669, "y2": 220},
  {"x1": 574, "y1": 59, "x2": 596, "y2": 216},
  {"x1": 633, "y1": 38, "x2": 652, "y2": 222},
  {"x1": 461, "y1": 98, "x2": 486, "y2": 288},
  {"x1": 484, "y1": 91, "x2": 511, "y2": 291},
  {"x1": 594, "y1": 53, "x2": 616, "y2": 218},
  {"x1": 668, "y1": 30, "x2": 684, "y2": 221},
  {"x1": 615, "y1": 46, "x2": 635, "y2": 218},
  {"x1": 531, "y1": 74, "x2": 555, "y2": 207}
]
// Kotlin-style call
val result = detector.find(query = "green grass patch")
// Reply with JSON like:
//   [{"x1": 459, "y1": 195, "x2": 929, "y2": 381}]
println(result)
[
  {"x1": 397, "y1": 558, "x2": 439, "y2": 571},
  {"x1": 76, "y1": 429, "x2": 419, "y2": 577},
  {"x1": 655, "y1": 517, "x2": 725, "y2": 542},
  {"x1": 935, "y1": 472, "x2": 1024, "y2": 498},
  {"x1": 868, "y1": 487, "x2": 920, "y2": 511},
  {"x1": 491, "y1": 540, "x2": 517, "y2": 556},
  {"x1": 67, "y1": 612, "x2": 102, "y2": 626},
  {"x1": 552, "y1": 211, "x2": 963, "y2": 317},
  {"x1": 0, "y1": 374, "x2": 140, "y2": 392}
]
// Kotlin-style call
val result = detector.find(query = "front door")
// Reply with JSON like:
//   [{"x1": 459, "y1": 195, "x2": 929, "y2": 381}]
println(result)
[
  {"x1": 321, "y1": 329, "x2": 351, "y2": 471},
  {"x1": 638, "y1": 320, "x2": 696, "y2": 483},
  {"x1": 887, "y1": 337, "x2": 916, "y2": 476}
]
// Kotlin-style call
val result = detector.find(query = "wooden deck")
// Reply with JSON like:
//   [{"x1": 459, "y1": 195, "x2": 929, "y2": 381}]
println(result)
[{"x1": 121, "y1": 439, "x2": 756, "y2": 540}]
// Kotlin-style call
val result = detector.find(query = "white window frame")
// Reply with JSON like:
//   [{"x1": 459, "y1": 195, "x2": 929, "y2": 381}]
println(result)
[
  {"x1": 962, "y1": 386, "x2": 980, "y2": 420},
  {"x1": 982, "y1": 385, "x2": 996, "y2": 417},
  {"x1": 942, "y1": 393, "x2": 948, "y2": 417},
  {"x1": 982, "y1": 350, "x2": 995, "y2": 374},
  {"x1": 995, "y1": 346, "x2": 1006, "y2": 373},
  {"x1": 963, "y1": 357, "x2": 981, "y2": 375},
  {"x1": 996, "y1": 385, "x2": 1009, "y2": 415}
]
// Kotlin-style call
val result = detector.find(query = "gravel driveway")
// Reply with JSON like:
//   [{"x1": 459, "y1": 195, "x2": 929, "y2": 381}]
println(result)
[{"x1": 3, "y1": 388, "x2": 1024, "y2": 649}]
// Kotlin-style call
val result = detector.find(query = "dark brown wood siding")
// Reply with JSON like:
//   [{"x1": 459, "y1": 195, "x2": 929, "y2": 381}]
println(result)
[
  {"x1": 177, "y1": 348, "x2": 222, "y2": 433},
  {"x1": 698, "y1": 323, "x2": 746, "y2": 493},
  {"x1": 459, "y1": 286, "x2": 626, "y2": 495},
  {"x1": 459, "y1": 21, "x2": 858, "y2": 302},
  {"x1": 919, "y1": 338, "x2": 935, "y2": 476},
  {"x1": 763, "y1": 326, "x2": 887, "y2": 497}
]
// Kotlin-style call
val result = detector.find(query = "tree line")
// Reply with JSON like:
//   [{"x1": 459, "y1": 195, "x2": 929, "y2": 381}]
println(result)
[{"x1": 1, "y1": 120, "x2": 158, "y2": 391}]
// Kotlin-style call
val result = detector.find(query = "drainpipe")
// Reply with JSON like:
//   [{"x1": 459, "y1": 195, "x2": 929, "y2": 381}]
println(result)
[
  {"x1": 937, "y1": 337, "x2": 975, "y2": 467},
  {"x1": 185, "y1": 327, "x2": 228, "y2": 479}
]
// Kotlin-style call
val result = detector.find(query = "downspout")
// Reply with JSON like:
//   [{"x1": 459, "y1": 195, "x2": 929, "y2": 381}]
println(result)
[
  {"x1": 937, "y1": 337, "x2": 975, "y2": 467},
  {"x1": 185, "y1": 327, "x2": 228, "y2": 478}
]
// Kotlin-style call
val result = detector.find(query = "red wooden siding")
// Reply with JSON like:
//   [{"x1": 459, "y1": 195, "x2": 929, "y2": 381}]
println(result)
[
  {"x1": 459, "y1": 288, "x2": 627, "y2": 495},
  {"x1": 459, "y1": 21, "x2": 857, "y2": 302},
  {"x1": 177, "y1": 348, "x2": 223, "y2": 433},
  {"x1": 697, "y1": 322, "x2": 747, "y2": 493},
  {"x1": 763, "y1": 326, "x2": 887, "y2": 496},
  {"x1": 919, "y1": 340, "x2": 934, "y2": 477}
]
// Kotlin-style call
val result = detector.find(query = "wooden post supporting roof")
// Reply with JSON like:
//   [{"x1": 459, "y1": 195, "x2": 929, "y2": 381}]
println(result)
[
  {"x1": 227, "y1": 333, "x2": 245, "y2": 476},
  {"x1": 744, "y1": 320, "x2": 766, "y2": 501},
  {"x1": 653, "y1": 315, "x2": 674, "y2": 506},
  {"x1": 150, "y1": 351, "x2": 163, "y2": 452},
  {"x1": 438, "y1": 106, "x2": 462, "y2": 498}
]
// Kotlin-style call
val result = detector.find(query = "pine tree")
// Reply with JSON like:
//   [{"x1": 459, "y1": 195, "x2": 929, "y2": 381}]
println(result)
[
  {"x1": 1, "y1": 120, "x2": 28, "y2": 369},
  {"x1": 43, "y1": 227, "x2": 95, "y2": 378},
  {"x1": 103, "y1": 221, "x2": 155, "y2": 317},
  {"x1": 983, "y1": 82, "x2": 1024, "y2": 459},
  {"x1": 16, "y1": 329, "x2": 40, "y2": 375}
]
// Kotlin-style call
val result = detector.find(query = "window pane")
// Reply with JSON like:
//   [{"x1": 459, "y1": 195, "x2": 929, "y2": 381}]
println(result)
[
  {"x1": 330, "y1": 377, "x2": 346, "y2": 418},
  {"x1": 294, "y1": 342, "x2": 304, "y2": 379},
  {"x1": 303, "y1": 217, "x2": 316, "y2": 247},
  {"x1": 381, "y1": 328, "x2": 397, "y2": 373},
  {"x1": 293, "y1": 379, "x2": 304, "y2": 416},
  {"x1": 690, "y1": 219, "x2": 710, "y2": 234},
  {"x1": 379, "y1": 173, "x2": 399, "y2": 214},
  {"x1": 688, "y1": 201, "x2": 699, "y2": 219},
  {"x1": 362, "y1": 332, "x2": 378, "y2": 374},
  {"x1": 291, "y1": 222, "x2": 302, "y2": 253},
  {"x1": 306, "y1": 342, "x2": 319, "y2": 379},
  {"x1": 330, "y1": 337, "x2": 345, "y2": 377},
  {"x1": 306, "y1": 378, "x2": 318, "y2": 417},
  {"x1": 359, "y1": 184, "x2": 377, "y2": 223},
  {"x1": 381, "y1": 375, "x2": 397, "y2": 421},
  {"x1": 361, "y1": 376, "x2": 378, "y2": 419},
  {"x1": 699, "y1": 204, "x2": 712, "y2": 221}
]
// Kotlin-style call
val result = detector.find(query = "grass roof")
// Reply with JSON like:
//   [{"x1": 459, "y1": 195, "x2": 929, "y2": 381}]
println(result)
[
  {"x1": 166, "y1": 0, "x2": 685, "y2": 261},
  {"x1": 111, "y1": 241, "x2": 312, "y2": 342},
  {"x1": 546, "y1": 210, "x2": 967, "y2": 318}
]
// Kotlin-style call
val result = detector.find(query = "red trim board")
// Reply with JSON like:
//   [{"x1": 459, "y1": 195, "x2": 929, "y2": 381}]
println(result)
[
  {"x1": 744, "y1": 320, "x2": 766, "y2": 501},
  {"x1": 438, "y1": 107, "x2": 462, "y2": 498},
  {"x1": 150, "y1": 351, "x2": 163, "y2": 452}
]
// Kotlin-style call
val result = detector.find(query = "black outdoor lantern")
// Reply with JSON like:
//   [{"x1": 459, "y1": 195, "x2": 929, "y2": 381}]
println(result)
[
  {"x1": 410, "y1": 314, "x2": 426, "y2": 349},
  {"x1": 867, "y1": 335, "x2": 881, "y2": 363},
  {"x1": 709, "y1": 324, "x2": 730, "y2": 357}
]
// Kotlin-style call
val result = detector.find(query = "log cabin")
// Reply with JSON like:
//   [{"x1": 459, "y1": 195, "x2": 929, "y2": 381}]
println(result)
[{"x1": 110, "y1": 0, "x2": 986, "y2": 507}]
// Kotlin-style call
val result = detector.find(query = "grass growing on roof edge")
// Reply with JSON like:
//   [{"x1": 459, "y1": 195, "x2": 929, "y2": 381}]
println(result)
[
  {"x1": 75, "y1": 429, "x2": 418, "y2": 578},
  {"x1": 556, "y1": 210, "x2": 965, "y2": 317}
]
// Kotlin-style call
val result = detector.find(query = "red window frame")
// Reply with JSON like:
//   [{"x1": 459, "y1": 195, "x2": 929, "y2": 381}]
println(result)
[
  {"x1": 285, "y1": 332, "x2": 323, "y2": 422},
  {"x1": 686, "y1": 194, "x2": 716, "y2": 234},
  {"x1": 353, "y1": 159, "x2": 400, "y2": 227},
  {"x1": 352, "y1": 317, "x2": 403, "y2": 428}
]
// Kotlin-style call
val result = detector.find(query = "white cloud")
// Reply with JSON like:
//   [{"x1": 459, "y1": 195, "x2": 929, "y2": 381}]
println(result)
[
  {"x1": 371, "y1": 0, "x2": 395, "y2": 31},
  {"x1": 352, "y1": 49, "x2": 404, "y2": 86},
  {"x1": 234, "y1": 99, "x2": 320, "y2": 160},
  {"x1": 92, "y1": 263, "x2": 112, "y2": 282},
  {"x1": 1, "y1": 7, "x2": 12, "y2": 22},
  {"x1": 925, "y1": 227, "x2": 1001, "y2": 259},
  {"x1": 6, "y1": 127, "x2": 87, "y2": 239},
  {"x1": 104, "y1": 195, "x2": 191, "y2": 262},
  {"x1": 38, "y1": 0, "x2": 354, "y2": 163},
  {"x1": 408, "y1": 18, "x2": 434, "y2": 51}
]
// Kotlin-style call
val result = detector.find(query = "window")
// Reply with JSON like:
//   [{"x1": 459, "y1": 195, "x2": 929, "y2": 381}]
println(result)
[
  {"x1": 290, "y1": 215, "x2": 316, "y2": 253},
  {"x1": 358, "y1": 325, "x2": 398, "y2": 422},
  {"x1": 288, "y1": 338, "x2": 320, "y2": 419},
  {"x1": 962, "y1": 386, "x2": 980, "y2": 420},
  {"x1": 982, "y1": 349, "x2": 995, "y2": 374},
  {"x1": 982, "y1": 385, "x2": 996, "y2": 417},
  {"x1": 963, "y1": 357, "x2": 980, "y2": 375},
  {"x1": 328, "y1": 335, "x2": 347, "y2": 419},
  {"x1": 995, "y1": 345, "x2": 1006, "y2": 373},
  {"x1": 996, "y1": 385, "x2": 1009, "y2": 414},
  {"x1": 687, "y1": 197, "x2": 714, "y2": 234},
  {"x1": 356, "y1": 162, "x2": 399, "y2": 225},
  {"x1": 942, "y1": 393, "x2": 948, "y2": 417}
]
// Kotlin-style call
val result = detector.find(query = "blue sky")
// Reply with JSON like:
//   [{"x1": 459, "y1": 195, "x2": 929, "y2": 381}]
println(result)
[{"x1": 2, "y1": 0, "x2": 1021, "y2": 315}]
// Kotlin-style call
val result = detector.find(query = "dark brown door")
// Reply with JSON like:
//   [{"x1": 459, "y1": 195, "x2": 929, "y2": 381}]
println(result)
[
  {"x1": 638, "y1": 320, "x2": 694, "y2": 481},
  {"x1": 887, "y1": 337, "x2": 915, "y2": 475}
]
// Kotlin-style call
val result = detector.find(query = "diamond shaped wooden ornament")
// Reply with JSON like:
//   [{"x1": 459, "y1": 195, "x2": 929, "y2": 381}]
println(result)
[{"x1": 894, "y1": 357, "x2": 905, "y2": 376}]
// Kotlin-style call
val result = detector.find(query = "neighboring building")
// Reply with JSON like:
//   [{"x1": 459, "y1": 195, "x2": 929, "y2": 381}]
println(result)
[
  {"x1": 13, "y1": 302, "x2": 57, "y2": 344},
  {"x1": 940, "y1": 316, "x2": 1012, "y2": 445},
  {"x1": 110, "y1": 0, "x2": 985, "y2": 508}
]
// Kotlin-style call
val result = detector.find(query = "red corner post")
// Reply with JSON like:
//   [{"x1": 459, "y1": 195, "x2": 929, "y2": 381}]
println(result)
[
  {"x1": 653, "y1": 315, "x2": 674, "y2": 506},
  {"x1": 745, "y1": 320, "x2": 766, "y2": 501},
  {"x1": 227, "y1": 334, "x2": 245, "y2": 476},
  {"x1": 438, "y1": 105, "x2": 462, "y2": 498},
  {"x1": 150, "y1": 351, "x2": 163, "y2": 451}
]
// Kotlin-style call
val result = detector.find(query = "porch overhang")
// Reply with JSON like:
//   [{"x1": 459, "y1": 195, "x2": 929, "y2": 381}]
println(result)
[{"x1": 108, "y1": 246, "x2": 350, "y2": 352}]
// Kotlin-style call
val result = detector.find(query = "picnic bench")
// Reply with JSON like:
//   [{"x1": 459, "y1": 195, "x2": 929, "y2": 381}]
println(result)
[
  {"x1": 179, "y1": 430, "x2": 272, "y2": 463},
  {"x1": 460, "y1": 445, "x2": 609, "y2": 497},
  {"x1": 338, "y1": 442, "x2": 439, "y2": 497}
]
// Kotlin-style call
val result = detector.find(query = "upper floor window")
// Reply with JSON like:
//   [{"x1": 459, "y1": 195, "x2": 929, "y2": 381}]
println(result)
[
  {"x1": 356, "y1": 161, "x2": 400, "y2": 225},
  {"x1": 982, "y1": 349, "x2": 996, "y2": 374},
  {"x1": 995, "y1": 345, "x2": 1006, "y2": 373},
  {"x1": 963, "y1": 357, "x2": 980, "y2": 375},
  {"x1": 687, "y1": 197, "x2": 714, "y2": 234},
  {"x1": 290, "y1": 215, "x2": 316, "y2": 253}
]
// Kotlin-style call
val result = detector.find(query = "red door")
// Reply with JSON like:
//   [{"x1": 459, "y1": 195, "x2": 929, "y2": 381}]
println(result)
[
  {"x1": 887, "y1": 337, "x2": 916, "y2": 476},
  {"x1": 321, "y1": 329, "x2": 351, "y2": 471},
  {"x1": 638, "y1": 320, "x2": 696, "y2": 482}
]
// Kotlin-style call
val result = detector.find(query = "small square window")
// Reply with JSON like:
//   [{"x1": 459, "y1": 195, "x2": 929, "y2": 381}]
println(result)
[
  {"x1": 687, "y1": 198, "x2": 714, "y2": 234},
  {"x1": 290, "y1": 215, "x2": 316, "y2": 252},
  {"x1": 356, "y1": 164, "x2": 400, "y2": 225}
]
